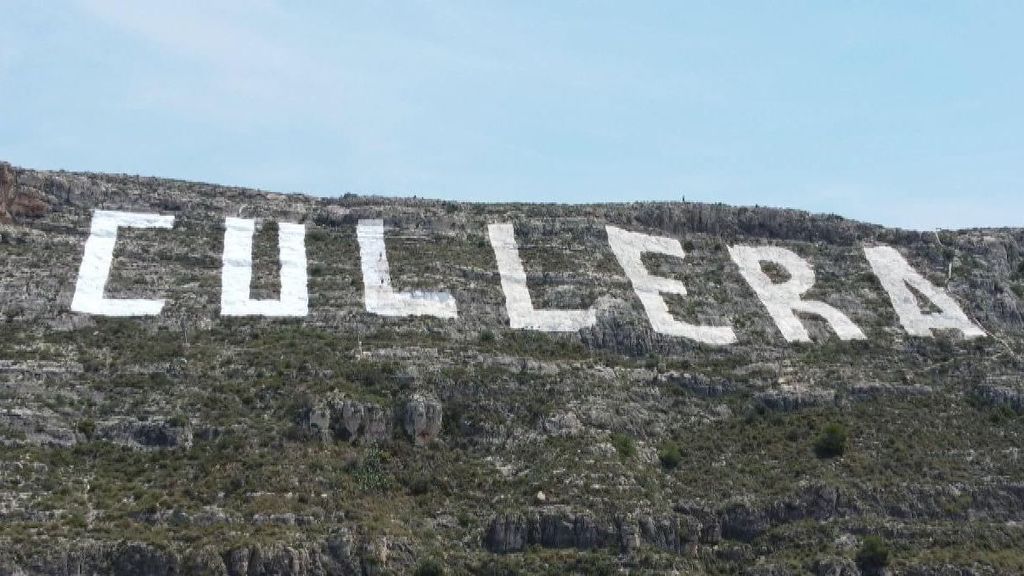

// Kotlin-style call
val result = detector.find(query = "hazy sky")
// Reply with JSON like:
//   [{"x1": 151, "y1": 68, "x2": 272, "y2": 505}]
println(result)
[{"x1": 2, "y1": 2, "x2": 1021, "y2": 230}]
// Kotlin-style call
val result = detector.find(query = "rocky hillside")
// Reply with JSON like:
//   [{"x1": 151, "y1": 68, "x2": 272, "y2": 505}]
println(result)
[{"x1": 0, "y1": 161, "x2": 1022, "y2": 575}]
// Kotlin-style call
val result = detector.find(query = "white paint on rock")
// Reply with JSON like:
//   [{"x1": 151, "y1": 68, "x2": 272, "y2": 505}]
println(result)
[
  {"x1": 487, "y1": 223, "x2": 596, "y2": 332},
  {"x1": 71, "y1": 210, "x2": 175, "y2": 316},
  {"x1": 729, "y1": 245, "x2": 866, "y2": 342},
  {"x1": 357, "y1": 219, "x2": 457, "y2": 318},
  {"x1": 220, "y1": 217, "x2": 308, "y2": 317},
  {"x1": 606, "y1": 226, "x2": 735, "y2": 344},
  {"x1": 863, "y1": 244, "x2": 985, "y2": 339}
]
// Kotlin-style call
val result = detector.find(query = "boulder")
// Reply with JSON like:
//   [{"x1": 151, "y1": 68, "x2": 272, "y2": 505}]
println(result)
[
  {"x1": 304, "y1": 397, "x2": 392, "y2": 444},
  {"x1": 335, "y1": 401, "x2": 391, "y2": 444},
  {"x1": 402, "y1": 394, "x2": 443, "y2": 446},
  {"x1": 541, "y1": 411, "x2": 583, "y2": 437}
]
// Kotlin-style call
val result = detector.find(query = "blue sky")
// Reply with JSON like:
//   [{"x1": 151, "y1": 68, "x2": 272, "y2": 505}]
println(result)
[{"x1": 1, "y1": 2, "x2": 1021, "y2": 230}]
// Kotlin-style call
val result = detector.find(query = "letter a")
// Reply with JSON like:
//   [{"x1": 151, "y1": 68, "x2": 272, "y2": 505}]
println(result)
[
  {"x1": 220, "y1": 217, "x2": 308, "y2": 317},
  {"x1": 863, "y1": 244, "x2": 985, "y2": 338}
]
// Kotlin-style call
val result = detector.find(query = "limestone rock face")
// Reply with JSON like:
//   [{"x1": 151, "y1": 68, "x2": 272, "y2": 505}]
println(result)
[
  {"x1": 974, "y1": 378, "x2": 1024, "y2": 413},
  {"x1": 97, "y1": 418, "x2": 193, "y2": 450},
  {"x1": 755, "y1": 385, "x2": 836, "y2": 412},
  {"x1": 0, "y1": 162, "x2": 49, "y2": 224},
  {"x1": 0, "y1": 538, "x2": 368, "y2": 576},
  {"x1": 484, "y1": 508, "x2": 614, "y2": 553},
  {"x1": 657, "y1": 371, "x2": 737, "y2": 397},
  {"x1": 0, "y1": 406, "x2": 77, "y2": 446},
  {"x1": 540, "y1": 411, "x2": 583, "y2": 437},
  {"x1": 304, "y1": 400, "x2": 332, "y2": 443},
  {"x1": 484, "y1": 513, "x2": 529, "y2": 554},
  {"x1": 402, "y1": 393, "x2": 442, "y2": 446},
  {"x1": 335, "y1": 400, "x2": 392, "y2": 444},
  {"x1": 304, "y1": 396, "x2": 392, "y2": 444}
]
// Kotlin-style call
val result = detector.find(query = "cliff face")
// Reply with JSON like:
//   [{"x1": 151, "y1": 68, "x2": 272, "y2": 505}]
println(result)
[{"x1": 0, "y1": 162, "x2": 1022, "y2": 575}]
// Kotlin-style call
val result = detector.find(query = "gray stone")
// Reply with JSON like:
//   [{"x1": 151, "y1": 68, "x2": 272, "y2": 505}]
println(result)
[
  {"x1": 402, "y1": 393, "x2": 442, "y2": 446},
  {"x1": 97, "y1": 418, "x2": 193, "y2": 450}
]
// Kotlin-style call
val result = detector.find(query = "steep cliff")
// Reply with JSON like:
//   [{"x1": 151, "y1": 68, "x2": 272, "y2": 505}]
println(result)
[{"x1": 0, "y1": 162, "x2": 1022, "y2": 575}]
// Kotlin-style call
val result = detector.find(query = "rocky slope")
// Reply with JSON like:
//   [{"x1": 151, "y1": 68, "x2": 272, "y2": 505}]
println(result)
[{"x1": 0, "y1": 161, "x2": 1022, "y2": 575}]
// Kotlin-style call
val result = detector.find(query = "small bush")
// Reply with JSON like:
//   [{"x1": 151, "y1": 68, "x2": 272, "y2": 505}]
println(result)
[
  {"x1": 658, "y1": 441, "x2": 682, "y2": 469},
  {"x1": 987, "y1": 405, "x2": 1017, "y2": 424},
  {"x1": 814, "y1": 423, "x2": 847, "y2": 458},
  {"x1": 167, "y1": 414, "x2": 189, "y2": 428},
  {"x1": 855, "y1": 535, "x2": 890, "y2": 570},
  {"x1": 413, "y1": 559, "x2": 445, "y2": 576},
  {"x1": 76, "y1": 419, "x2": 96, "y2": 440},
  {"x1": 350, "y1": 447, "x2": 394, "y2": 493},
  {"x1": 404, "y1": 473, "x2": 433, "y2": 496},
  {"x1": 610, "y1": 433, "x2": 636, "y2": 459}
]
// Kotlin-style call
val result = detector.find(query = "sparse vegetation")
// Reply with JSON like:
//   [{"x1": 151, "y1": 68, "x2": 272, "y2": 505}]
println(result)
[
  {"x1": 856, "y1": 535, "x2": 890, "y2": 571},
  {"x1": 610, "y1": 432, "x2": 636, "y2": 459},
  {"x1": 814, "y1": 423, "x2": 848, "y2": 458},
  {"x1": 414, "y1": 559, "x2": 445, "y2": 576},
  {"x1": 658, "y1": 441, "x2": 682, "y2": 469}
]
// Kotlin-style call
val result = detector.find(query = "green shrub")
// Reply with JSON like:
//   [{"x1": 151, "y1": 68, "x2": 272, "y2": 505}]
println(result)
[
  {"x1": 76, "y1": 419, "x2": 96, "y2": 440},
  {"x1": 856, "y1": 535, "x2": 890, "y2": 570},
  {"x1": 404, "y1": 473, "x2": 433, "y2": 496},
  {"x1": 610, "y1": 433, "x2": 636, "y2": 459},
  {"x1": 658, "y1": 441, "x2": 682, "y2": 469},
  {"x1": 989, "y1": 405, "x2": 1016, "y2": 424},
  {"x1": 814, "y1": 423, "x2": 847, "y2": 458},
  {"x1": 413, "y1": 559, "x2": 445, "y2": 576},
  {"x1": 350, "y1": 447, "x2": 394, "y2": 493},
  {"x1": 167, "y1": 414, "x2": 189, "y2": 428}
]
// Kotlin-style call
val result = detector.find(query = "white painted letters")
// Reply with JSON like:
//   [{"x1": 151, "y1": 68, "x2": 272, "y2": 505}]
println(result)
[
  {"x1": 71, "y1": 210, "x2": 175, "y2": 316},
  {"x1": 220, "y1": 217, "x2": 309, "y2": 317},
  {"x1": 729, "y1": 245, "x2": 866, "y2": 342},
  {"x1": 863, "y1": 245, "x2": 985, "y2": 339},
  {"x1": 357, "y1": 219, "x2": 457, "y2": 318},
  {"x1": 606, "y1": 226, "x2": 736, "y2": 344},
  {"x1": 68, "y1": 209, "x2": 991, "y2": 345},
  {"x1": 487, "y1": 223, "x2": 596, "y2": 332}
]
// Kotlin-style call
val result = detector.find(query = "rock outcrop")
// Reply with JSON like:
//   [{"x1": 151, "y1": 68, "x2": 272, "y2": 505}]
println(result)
[
  {"x1": 98, "y1": 418, "x2": 194, "y2": 449},
  {"x1": 304, "y1": 397, "x2": 392, "y2": 444},
  {"x1": 0, "y1": 162, "x2": 48, "y2": 224},
  {"x1": 402, "y1": 394, "x2": 443, "y2": 446}
]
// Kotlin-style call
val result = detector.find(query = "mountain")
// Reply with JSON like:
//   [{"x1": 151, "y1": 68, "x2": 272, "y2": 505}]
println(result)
[{"x1": 1, "y1": 161, "x2": 1022, "y2": 575}]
